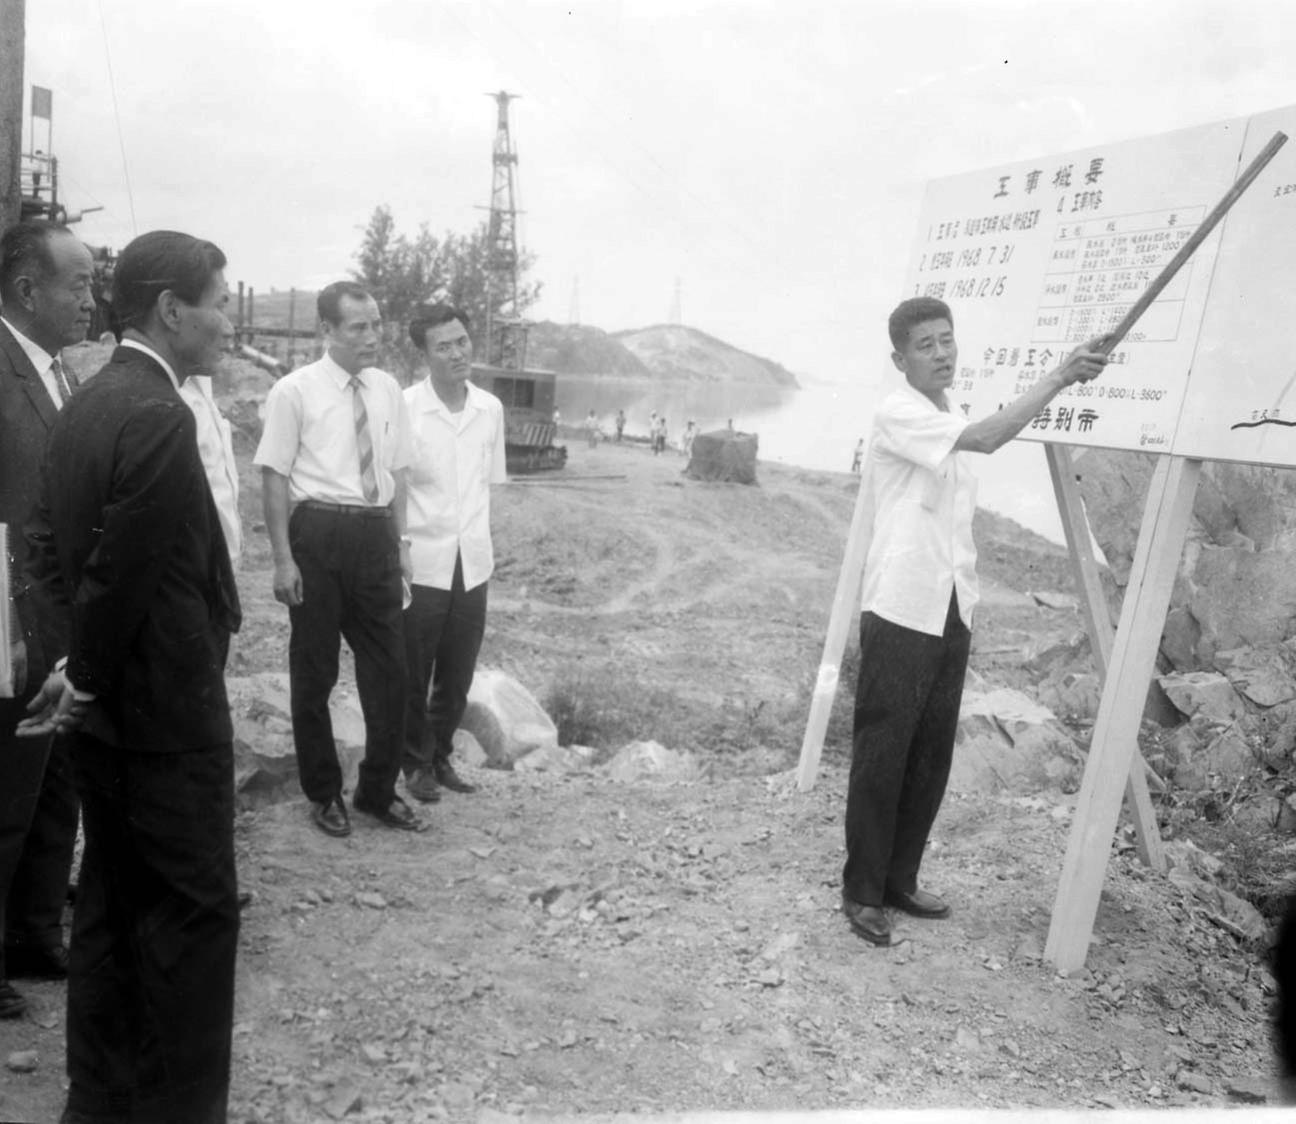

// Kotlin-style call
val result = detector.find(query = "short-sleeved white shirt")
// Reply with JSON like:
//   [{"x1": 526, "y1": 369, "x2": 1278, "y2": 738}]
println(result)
[
  {"x1": 859, "y1": 381, "x2": 979, "y2": 635},
  {"x1": 253, "y1": 352, "x2": 412, "y2": 506},
  {"x1": 178, "y1": 374, "x2": 242, "y2": 565},
  {"x1": 405, "y1": 378, "x2": 507, "y2": 591}
]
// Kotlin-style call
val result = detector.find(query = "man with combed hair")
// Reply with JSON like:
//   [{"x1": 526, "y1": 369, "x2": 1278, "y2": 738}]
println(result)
[
  {"x1": 841, "y1": 296, "x2": 1109, "y2": 948},
  {"x1": 22, "y1": 229, "x2": 242, "y2": 1123},
  {"x1": 255, "y1": 281, "x2": 419, "y2": 836},
  {"x1": 0, "y1": 220, "x2": 92, "y2": 1018},
  {"x1": 401, "y1": 304, "x2": 506, "y2": 803}
]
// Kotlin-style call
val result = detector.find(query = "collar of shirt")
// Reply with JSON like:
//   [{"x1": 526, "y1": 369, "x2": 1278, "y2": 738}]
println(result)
[
  {"x1": 896, "y1": 378, "x2": 951, "y2": 416},
  {"x1": 0, "y1": 315, "x2": 56, "y2": 377},
  {"x1": 120, "y1": 338, "x2": 181, "y2": 390},
  {"x1": 320, "y1": 351, "x2": 374, "y2": 391},
  {"x1": 413, "y1": 377, "x2": 485, "y2": 419},
  {"x1": 183, "y1": 373, "x2": 214, "y2": 402}
]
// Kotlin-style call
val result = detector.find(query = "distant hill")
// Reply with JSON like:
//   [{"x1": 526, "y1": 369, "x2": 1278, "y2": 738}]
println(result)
[
  {"x1": 239, "y1": 296, "x2": 799, "y2": 390},
  {"x1": 525, "y1": 322, "x2": 651, "y2": 376},
  {"x1": 612, "y1": 324, "x2": 800, "y2": 389}
]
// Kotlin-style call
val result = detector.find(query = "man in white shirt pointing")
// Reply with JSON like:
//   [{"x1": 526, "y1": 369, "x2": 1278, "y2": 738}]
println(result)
[
  {"x1": 842, "y1": 296, "x2": 1109, "y2": 948},
  {"x1": 401, "y1": 304, "x2": 506, "y2": 803}
]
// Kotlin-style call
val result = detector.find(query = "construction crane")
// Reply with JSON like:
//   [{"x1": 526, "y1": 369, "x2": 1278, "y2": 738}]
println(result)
[{"x1": 471, "y1": 90, "x2": 566, "y2": 472}]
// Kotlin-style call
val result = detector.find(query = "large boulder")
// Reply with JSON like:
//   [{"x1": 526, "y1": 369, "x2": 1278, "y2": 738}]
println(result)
[
  {"x1": 460, "y1": 667, "x2": 559, "y2": 768},
  {"x1": 950, "y1": 688, "x2": 1083, "y2": 794},
  {"x1": 685, "y1": 430, "x2": 759, "y2": 484},
  {"x1": 598, "y1": 740, "x2": 702, "y2": 783},
  {"x1": 227, "y1": 672, "x2": 366, "y2": 808},
  {"x1": 1074, "y1": 450, "x2": 1296, "y2": 669}
]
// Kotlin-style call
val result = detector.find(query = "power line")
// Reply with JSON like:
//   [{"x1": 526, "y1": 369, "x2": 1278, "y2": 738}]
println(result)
[{"x1": 96, "y1": 0, "x2": 136, "y2": 235}]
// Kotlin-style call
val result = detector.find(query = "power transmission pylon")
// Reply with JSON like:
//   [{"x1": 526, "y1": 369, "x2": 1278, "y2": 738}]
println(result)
[{"x1": 483, "y1": 90, "x2": 527, "y2": 370}]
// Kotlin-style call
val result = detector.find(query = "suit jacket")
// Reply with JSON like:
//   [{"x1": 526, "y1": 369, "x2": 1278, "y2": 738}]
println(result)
[
  {"x1": 25, "y1": 346, "x2": 241, "y2": 751},
  {"x1": 0, "y1": 319, "x2": 78, "y2": 687}
]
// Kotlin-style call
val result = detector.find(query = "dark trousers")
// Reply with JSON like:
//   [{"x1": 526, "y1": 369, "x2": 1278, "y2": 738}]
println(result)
[
  {"x1": 287, "y1": 505, "x2": 406, "y2": 806},
  {"x1": 843, "y1": 595, "x2": 970, "y2": 907},
  {"x1": 402, "y1": 555, "x2": 487, "y2": 775},
  {"x1": 0, "y1": 695, "x2": 79, "y2": 975},
  {"x1": 63, "y1": 734, "x2": 238, "y2": 1124}
]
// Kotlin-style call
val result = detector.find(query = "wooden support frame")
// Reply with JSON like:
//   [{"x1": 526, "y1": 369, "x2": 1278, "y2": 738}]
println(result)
[
  {"x1": 1044, "y1": 445, "x2": 1164, "y2": 873},
  {"x1": 795, "y1": 460, "x2": 873, "y2": 792},
  {"x1": 1045, "y1": 456, "x2": 1202, "y2": 971}
]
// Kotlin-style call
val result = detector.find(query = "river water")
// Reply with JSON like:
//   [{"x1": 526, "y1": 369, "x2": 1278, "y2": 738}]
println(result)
[{"x1": 555, "y1": 373, "x2": 1068, "y2": 543}]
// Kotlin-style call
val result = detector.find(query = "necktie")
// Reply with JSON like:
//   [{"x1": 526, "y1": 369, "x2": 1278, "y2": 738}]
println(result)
[
  {"x1": 349, "y1": 375, "x2": 380, "y2": 505},
  {"x1": 50, "y1": 356, "x2": 72, "y2": 407}
]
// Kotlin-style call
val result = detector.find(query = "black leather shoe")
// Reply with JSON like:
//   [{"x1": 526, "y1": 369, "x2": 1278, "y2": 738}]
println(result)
[
  {"x1": 0, "y1": 980, "x2": 27, "y2": 1019},
  {"x1": 842, "y1": 894, "x2": 891, "y2": 946},
  {"x1": 434, "y1": 762, "x2": 477, "y2": 794},
  {"x1": 310, "y1": 797, "x2": 352, "y2": 837},
  {"x1": 884, "y1": 886, "x2": 951, "y2": 919},
  {"x1": 405, "y1": 769, "x2": 442, "y2": 804},
  {"x1": 5, "y1": 942, "x2": 68, "y2": 980},
  {"x1": 352, "y1": 793, "x2": 424, "y2": 832}
]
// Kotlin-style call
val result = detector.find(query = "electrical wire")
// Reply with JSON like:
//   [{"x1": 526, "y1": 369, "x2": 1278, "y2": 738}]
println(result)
[{"x1": 97, "y1": 0, "x2": 137, "y2": 236}]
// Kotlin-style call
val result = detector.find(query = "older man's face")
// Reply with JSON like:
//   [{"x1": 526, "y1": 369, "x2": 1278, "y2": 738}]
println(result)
[{"x1": 28, "y1": 232, "x2": 95, "y2": 350}]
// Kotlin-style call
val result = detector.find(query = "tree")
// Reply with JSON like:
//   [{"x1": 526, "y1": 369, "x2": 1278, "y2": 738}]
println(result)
[{"x1": 353, "y1": 205, "x2": 543, "y2": 379}]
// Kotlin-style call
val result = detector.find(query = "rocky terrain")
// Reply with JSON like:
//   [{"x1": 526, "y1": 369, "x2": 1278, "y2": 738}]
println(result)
[{"x1": 1, "y1": 348, "x2": 1294, "y2": 1123}]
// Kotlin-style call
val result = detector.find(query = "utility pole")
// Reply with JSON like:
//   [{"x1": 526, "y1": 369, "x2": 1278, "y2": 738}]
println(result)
[
  {"x1": 0, "y1": 0, "x2": 25, "y2": 233},
  {"x1": 482, "y1": 90, "x2": 527, "y2": 370}
]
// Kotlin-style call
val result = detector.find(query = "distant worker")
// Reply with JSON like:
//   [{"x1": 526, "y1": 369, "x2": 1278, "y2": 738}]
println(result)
[
  {"x1": 652, "y1": 414, "x2": 668, "y2": 455},
  {"x1": 615, "y1": 408, "x2": 626, "y2": 443},
  {"x1": 552, "y1": 407, "x2": 561, "y2": 432},
  {"x1": 585, "y1": 408, "x2": 599, "y2": 449},
  {"x1": 255, "y1": 281, "x2": 420, "y2": 837},
  {"x1": 682, "y1": 420, "x2": 697, "y2": 458},
  {"x1": 851, "y1": 437, "x2": 864, "y2": 474},
  {"x1": 841, "y1": 296, "x2": 1109, "y2": 948},
  {"x1": 400, "y1": 304, "x2": 506, "y2": 804},
  {"x1": 726, "y1": 417, "x2": 735, "y2": 433}
]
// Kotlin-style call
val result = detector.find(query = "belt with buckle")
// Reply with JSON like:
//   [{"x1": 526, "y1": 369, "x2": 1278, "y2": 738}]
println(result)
[{"x1": 299, "y1": 500, "x2": 392, "y2": 519}]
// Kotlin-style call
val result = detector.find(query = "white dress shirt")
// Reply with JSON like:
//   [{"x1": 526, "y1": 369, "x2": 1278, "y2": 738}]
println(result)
[
  {"x1": 178, "y1": 375, "x2": 243, "y2": 565},
  {"x1": 405, "y1": 378, "x2": 507, "y2": 591},
  {"x1": 253, "y1": 352, "x2": 412, "y2": 506},
  {"x1": 1, "y1": 316, "x2": 66, "y2": 407},
  {"x1": 859, "y1": 381, "x2": 979, "y2": 636}
]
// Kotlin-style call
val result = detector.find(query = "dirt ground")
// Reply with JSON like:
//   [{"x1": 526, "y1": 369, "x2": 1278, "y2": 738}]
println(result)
[{"x1": 0, "y1": 433, "x2": 1286, "y2": 1122}]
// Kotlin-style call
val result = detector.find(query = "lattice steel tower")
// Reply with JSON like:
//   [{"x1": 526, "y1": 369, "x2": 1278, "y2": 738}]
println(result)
[{"x1": 483, "y1": 90, "x2": 527, "y2": 369}]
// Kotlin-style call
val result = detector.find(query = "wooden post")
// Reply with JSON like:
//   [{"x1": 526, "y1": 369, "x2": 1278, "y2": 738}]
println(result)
[
  {"x1": 237, "y1": 281, "x2": 245, "y2": 344},
  {"x1": 1044, "y1": 444, "x2": 1164, "y2": 872},
  {"x1": 795, "y1": 457, "x2": 873, "y2": 791},
  {"x1": 1045, "y1": 456, "x2": 1201, "y2": 972},
  {"x1": 0, "y1": 0, "x2": 26, "y2": 234}
]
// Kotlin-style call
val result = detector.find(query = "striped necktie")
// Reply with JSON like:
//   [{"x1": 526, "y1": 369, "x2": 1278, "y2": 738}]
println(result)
[
  {"x1": 50, "y1": 356, "x2": 72, "y2": 407},
  {"x1": 349, "y1": 375, "x2": 380, "y2": 505}
]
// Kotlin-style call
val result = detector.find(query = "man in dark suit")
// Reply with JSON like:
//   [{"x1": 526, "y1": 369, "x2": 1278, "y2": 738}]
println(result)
[
  {"x1": 0, "y1": 220, "x2": 93, "y2": 1018},
  {"x1": 22, "y1": 229, "x2": 241, "y2": 1124}
]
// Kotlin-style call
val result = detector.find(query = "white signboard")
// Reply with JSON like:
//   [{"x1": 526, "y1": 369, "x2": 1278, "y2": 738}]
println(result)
[{"x1": 905, "y1": 107, "x2": 1296, "y2": 466}]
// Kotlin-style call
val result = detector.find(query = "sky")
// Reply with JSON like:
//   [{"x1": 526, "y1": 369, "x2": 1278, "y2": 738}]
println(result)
[{"x1": 19, "y1": 0, "x2": 1296, "y2": 386}]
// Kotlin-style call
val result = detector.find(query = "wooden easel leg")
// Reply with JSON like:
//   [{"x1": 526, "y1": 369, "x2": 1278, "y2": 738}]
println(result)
[
  {"x1": 1045, "y1": 445, "x2": 1164, "y2": 872},
  {"x1": 1045, "y1": 456, "x2": 1201, "y2": 972},
  {"x1": 795, "y1": 461, "x2": 875, "y2": 792}
]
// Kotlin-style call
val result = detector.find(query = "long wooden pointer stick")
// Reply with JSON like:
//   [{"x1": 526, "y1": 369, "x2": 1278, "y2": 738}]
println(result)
[{"x1": 1098, "y1": 130, "x2": 1287, "y2": 354}]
